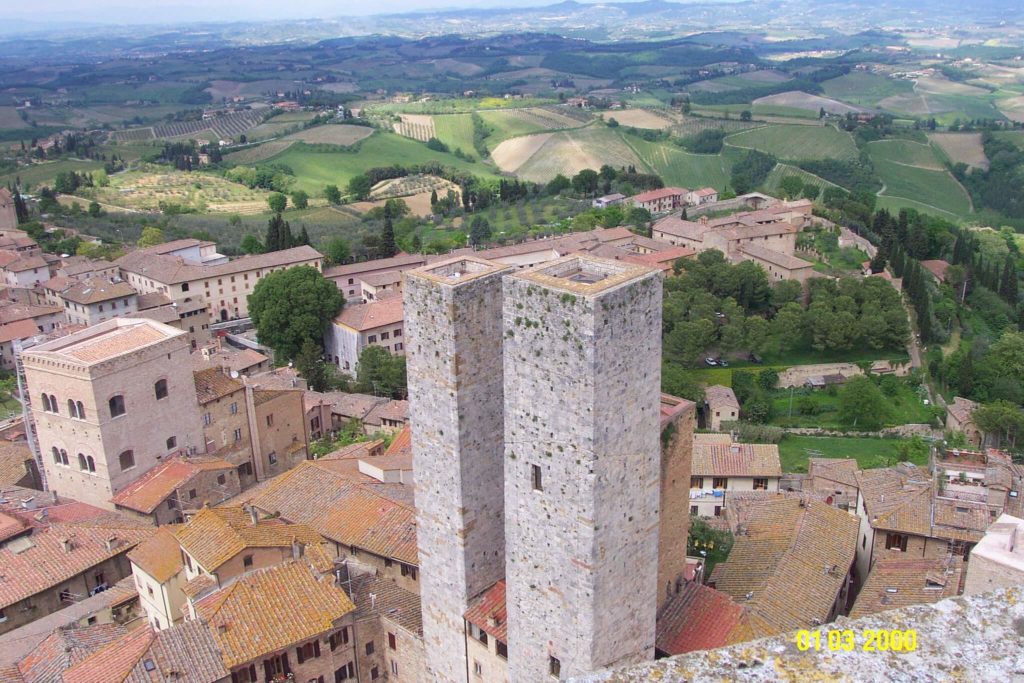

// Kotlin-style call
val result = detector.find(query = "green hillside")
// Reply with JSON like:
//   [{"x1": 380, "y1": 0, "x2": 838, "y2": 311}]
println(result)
[{"x1": 724, "y1": 124, "x2": 858, "y2": 161}]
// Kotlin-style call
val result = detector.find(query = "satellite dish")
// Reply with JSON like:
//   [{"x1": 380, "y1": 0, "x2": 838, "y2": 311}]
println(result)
[{"x1": 230, "y1": 370, "x2": 240, "y2": 379}]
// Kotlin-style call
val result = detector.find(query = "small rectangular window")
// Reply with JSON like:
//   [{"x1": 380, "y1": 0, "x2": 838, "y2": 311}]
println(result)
[
  {"x1": 753, "y1": 478, "x2": 768, "y2": 490},
  {"x1": 549, "y1": 656, "x2": 560, "y2": 678},
  {"x1": 368, "y1": 335, "x2": 377, "y2": 343},
  {"x1": 388, "y1": 632, "x2": 396, "y2": 650},
  {"x1": 690, "y1": 476, "x2": 703, "y2": 489},
  {"x1": 712, "y1": 477, "x2": 728, "y2": 490},
  {"x1": 496, "y1": 640, "x2": 508, "y2": 660},
  {"x1": 531, "y1": 464, "x2": 542, "y2": 491}
]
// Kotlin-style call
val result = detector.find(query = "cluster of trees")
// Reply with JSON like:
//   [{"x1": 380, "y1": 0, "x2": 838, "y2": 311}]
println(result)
[
  {"x1": 248, "y1": 266, "x2": 343, "y2": 363},
  {"x1": 730, "y1": 150, "x2": 776, "y2": 195},
  {"x1": 242, "y1": 213, "x2": 311, "y2": 255},
  {"x1": 224, "y1": 164, "x2": 294, "y2": 193},
  {"x1": 960, "y1": 132, "x2": 1024, "y2": 224}
]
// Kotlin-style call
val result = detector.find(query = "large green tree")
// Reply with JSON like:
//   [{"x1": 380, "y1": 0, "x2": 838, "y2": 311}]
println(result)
[
  {"x1": 137, "y1": 226, "x2": 165, "y2": 247},
  {"x1": 838, "y1": 377, "x2": 889, "y2": 430},
  {"x1": 356, "y1": 346, "x2": 407, "y2": 398},
  {"x1": 248, "y1": 266, "x2": 343, "y2": 362}
]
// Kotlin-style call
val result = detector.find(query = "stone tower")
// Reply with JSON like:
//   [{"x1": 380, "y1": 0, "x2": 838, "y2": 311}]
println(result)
[
  {"x1": 502, "y1": 254, "x2": 663, "y2": 681},
  {"x1": 404, "y1": 256, "x2": 512, "y2": 683}
]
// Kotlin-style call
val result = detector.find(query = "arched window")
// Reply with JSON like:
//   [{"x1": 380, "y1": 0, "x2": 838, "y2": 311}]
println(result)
[
  {"x1": 49, "y1": 395, "x2": 58, "y2": 414},
  {"x1": 119, "y1": 450, "x2": 135, "y2": 471},
  {"x1": 109, "y1": 395, "x2": 125, "y2": 417},
  {"x1": 67, "y1": 399, "x2": 77, "y2": 418},
  {"x1": 154, "y1": 379, "x2": 168, "y2": 401},
  {"x1": 77, "y1": 453, "x2": 87, "y2": 471},
  {"x1": 52, "y1": 447, "x2": 60, "y2": 464},
  {"x1": 86, "y1": 456, "x2": 96, "y2": 473},
  {"x1": 60, "y1": 449, "x2": 68, "y2": 466},
  {"x1": 41, "y1": 393, "x2": 51, "y2": 412},
  {"x1": 76, "y1": 402, "x2": 85, "y2": 420},
  {"x1": 166, "y1": 436, "x2": 177, "y2": 450}
]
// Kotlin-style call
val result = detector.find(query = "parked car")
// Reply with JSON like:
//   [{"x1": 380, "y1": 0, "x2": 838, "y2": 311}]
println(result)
[
  {"x1": 718, "y1": 358, "x2": 729, "y2": 367},
  {"x1": 748, "y1": 353, "x2": 763, "y2": 364},
  {"x1": 704, "y1": 358, "x2": 718, "y2": 367}
]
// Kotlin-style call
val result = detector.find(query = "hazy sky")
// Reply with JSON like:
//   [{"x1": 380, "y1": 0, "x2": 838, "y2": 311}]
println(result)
[{"x1": 8, "y1": 0, "x2": 587, "y2": 26}]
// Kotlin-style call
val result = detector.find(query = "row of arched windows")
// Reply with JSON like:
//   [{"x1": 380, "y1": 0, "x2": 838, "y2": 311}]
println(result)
[
  {"x1": 39, "y1": 381, "x2": 169, "y2": 421},
  {"x1": 51, "y1": 447, "x2": 135, "y2": 473},
  {"x1": 51, "y1": 447, "x2": 95, "y2": 473}
]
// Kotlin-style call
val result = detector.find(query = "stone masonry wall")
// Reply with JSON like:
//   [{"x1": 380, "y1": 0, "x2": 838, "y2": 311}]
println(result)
[
  {"x1": 405, "y1": 259, "x2": 511, "y2": 683},
  {"x1": 502, "y1": 261, "x2": 663, "y2": 681},
  {"x1": 659, "y1": 403, "x2": 695, "y2": 607}
]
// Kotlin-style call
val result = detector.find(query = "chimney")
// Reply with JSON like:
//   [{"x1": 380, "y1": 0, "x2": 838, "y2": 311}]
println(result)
[
  {"x1": 699, "y1": 215, "x2": 709, "y2": 225},
  {"x1": 105, "y1": 536, "x2": 119, "y2": 552},
  {"x1": 247, "y1": 505, "x2": 258, "y2": 526},
  {"x1": 292, "y1": 539, "x2": 305, "y2": 560},
  {"x1": 487, "y1": 615, "x2": 500, "y2": 628},
  {"x1": 61, "y1": 538, "x2": 73, "y2": 553}
]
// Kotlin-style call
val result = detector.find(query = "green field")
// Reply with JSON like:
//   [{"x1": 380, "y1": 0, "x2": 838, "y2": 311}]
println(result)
[
  {"x1": 264, "y1": 131, "x2": 498, "y2": 194},
  {"x1": 0, "y1": 159, "x2": 105, "y2": 191},
  {"x1": 777, "y1": 435, "x2": 924, "y2": 474},
  {"x1": 762, "y1": 164, "x2": 840, "y2": 197},
  {"x1": 724, "y1": 124, "x2": 858, "y2": 161},
  {"x1": 477, "y1": 107, "x2": 591, "y2": 149},
  {"x1": 627, "y1": 136, "x2": 732, "y2": 190},
  {"x1": 768, "y1": 380, "x2": 932, "y2": 431},
  {"x1": 511, "y1": 126, "x2": 647, "y2": 183},
  {"x1": 867, "y1": 140, "x2": 973, "y2": 220},
  {"x1": 821, "y1": 72, "x2": 915, "y2": 108},
  {"x1": 432, "y1": 114, "x2": 477, "y2": 155},
  {"x1": 993, "y1": 130, "x2": 1024, "y2": 150}
]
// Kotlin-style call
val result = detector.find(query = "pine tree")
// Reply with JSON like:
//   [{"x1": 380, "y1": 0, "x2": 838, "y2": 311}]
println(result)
[
  {"x1": 430, "y1": 189, "x2": 438, "y2": 209},
  {"x1": 381, "y1": 203, "x2": 397, "y2": 258}
]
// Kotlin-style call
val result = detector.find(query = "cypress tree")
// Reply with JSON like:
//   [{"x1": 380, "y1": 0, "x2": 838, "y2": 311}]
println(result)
[
  {"x1": 381, "y1": 203, "x2": 397, "y2": 258},
  {"x1": 299, "y1": 225, "x2": 311, "y2": 247},
  {"x1": 265, "y1": 213, "x2": 282, "y2": 252},
  {"x1": 869, "y1": 250, "x2": 887, "y2": 274}
]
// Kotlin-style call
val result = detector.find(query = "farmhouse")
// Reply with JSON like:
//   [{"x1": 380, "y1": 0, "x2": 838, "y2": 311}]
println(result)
[
  {"x1": 324, "y1": 253, "x2": 427, "y2": 302},
  {"x1": 592, "y1": 193, "x2": 626, "y2": 209},
  {"x1": 629, "y1": 187, "x2": 689, "y2": 214},
  {"x1": 688, "y1": 187, "x2": 718, "y2": 205},
  {"x1": 704, "y1": 384, "x2": 739, "y2": 431}
]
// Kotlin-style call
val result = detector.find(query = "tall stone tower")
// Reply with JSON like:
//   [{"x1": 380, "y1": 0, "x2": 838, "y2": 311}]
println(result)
[
  {"x1": 404, "y1": 256, "x2": 512, "y2": 683},
  {"x1": 502, "y1": 254, "x2": 663, "y2": 681}
]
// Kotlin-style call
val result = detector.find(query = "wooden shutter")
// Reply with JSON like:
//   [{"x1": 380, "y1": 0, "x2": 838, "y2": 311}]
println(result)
[
  {"x1": 263, "y1": 660, "x2": 273, "y2": 680},
  {"x1": 297, "y1": 645, "x2": 305, "y2": 664},
  {"x1": 313, "y1": 639, "x2": 320, "y2": 657},
  {"x1": 282, "y1": 652, "x2": 290, "y2": 674}
]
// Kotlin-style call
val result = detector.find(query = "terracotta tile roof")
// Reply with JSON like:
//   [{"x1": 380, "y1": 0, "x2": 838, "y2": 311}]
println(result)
[
  {"x1": 386, "y1": 425, "x2": 412, "y2": 456},
  {"x1": 362, "y1": 270, "x2": 404, "y2": 287},
  {"x1": 0, "y1": 301, "x2": 60, "y2": 325},
  {"x1": 39, "y1": 320, "x2": 176, "y2": 364},
  {"x1": 709, "y1": 498, "x2": 858, "y2": 636},
  {"x1": 0, "y1": 511, "x2": 27, "y2": 543},
  {"x1": 464, "y1": 580, "x2": 507, "y2": 642},
  {"x1": 704, "y1": 384, "x2": 739, "y2": 409},
  {"x1": 920, "y1": 259, "x2": 951, "y2": 281},
  {"x1": 364, "y1": 399, "x2": 408, "y2": 425},
  {"x1": 737, "y1": 242, "x2": 814, "y2": 270},
  {"x1": 808, "y1": 458, "x2": 860, "y2": 489},
  {"x1": 693, "y1": 433, "x2": 733, "y2": 445},
  {"x1": 0, "y1": 522, "x2": 153, "y2": 609},
  {"x1": 692, "y1": 442, "x2": 781, "y2": 478},
  {"x1": 62, "y1": 622, "x2": 156, "y2": 683},
  {"x1": 60, "y1": 277, "x2": 136, "y2": 305},
  {"x1": 192, "y1": 367, "x2": 244, "y2": 404},
  {"x1": 193, "y1": 346, "x2": 267, "y2": 374},
  {"x1": 324, "y1": 253, "x2": 426, "y2": 278},
  {"x1": 174, "y1": 506, "x2": 329, "y2": 573},
  {"x1": 116, "y1": 245, "x2": 321, "y2": 286},
  {"x1": 693, "y1": 187, "x2": 717, "y2": 197},
  {"x1": 350, "y1": 572, "x2": 422, "y2": 635},
  {"x1": 127, "y1": 526, "x2": 184, "y2": 583},
  {"x1": 334, "y1": 297, "x2": 403, "y2": 332},
  {"x1": 182, "y1": 574, "x2": 216, "y2": 600},
  {"x1": 110, "y1": 456, "x2": 234, "y2": 514},
  {"x1": 948, "y1": 396, "x2": 978, "y2": 424},
  {"x1": 2, "y1": 254, "x2": 49, "y2": 273},
  {"x1": 318, "y1": 440, "x2": 386, "y2": 461},
  {"x1": 250, "y1": 462, "x2": 417, "y2": 564},
  {"x1": 39, "y1": 276, "x2": 72, "y2": 293},
  {"x1": 195, "y1": 561, "x2": 355, "y2": 668},
  {"x1": 623, "y1": 246, "x2": 696, "y2": 270},
  {"x1": 15, "y1": 622, "x2": 127, "y2": 683},
  {"x1": 849, "y1": 557, "x2": 963, "y2": 619},
  {"x1": 134, "y1": 292, "x2": 173, "y2": 310},
  {"x1": 308, "y1": 391, "x2": 388, "y2": 421},
  {"x1": 656, "y1": 581, "x2": 748, "y2": 655},
  {"x1": 0, "y1": 318, "x2": 40, "y2": 344},
  {"x1": 631, "y1": 187, "x2": 688, "y2": 203},
  {"x1": 119, "y1": 619, "x2": 228, "y2": 683}
]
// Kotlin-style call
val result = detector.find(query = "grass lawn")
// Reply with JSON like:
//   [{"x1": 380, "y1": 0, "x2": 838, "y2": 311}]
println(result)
[
  {"x1": 265, "y1": 131, "x2": 498, "y2": 194},
  {"x1": 724, "y1": 124, "x2": 858, "y2": 161},
  {"x1": 768, "y1": 378, "x2": 932, "y2": 430},
  {"x1": 777, "y1": 435, "x2": 923, "y2": 474}
]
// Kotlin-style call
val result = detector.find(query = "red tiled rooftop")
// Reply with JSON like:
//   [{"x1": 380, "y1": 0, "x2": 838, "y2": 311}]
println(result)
[
  {"x1": 464, "y1": 580, "x2": 507, "y2": 642},
  {"x1": 656, "y1": 581, "x2": 746, "y2": 655}
]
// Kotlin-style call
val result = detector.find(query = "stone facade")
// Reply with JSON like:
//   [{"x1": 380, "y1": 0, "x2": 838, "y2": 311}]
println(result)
[
  {"x1": 24, "y1": 319, "x2": 205, "y2": 509},
  {"x1": 404, "y1": 257, "x2": 512, "y2": 683},
  {"x1": 502, "y1": 255, "x2": 662, "y2": 680},
  {"x1": 657, "y1": 396, "x2": 695, "y2": 608}
]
